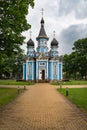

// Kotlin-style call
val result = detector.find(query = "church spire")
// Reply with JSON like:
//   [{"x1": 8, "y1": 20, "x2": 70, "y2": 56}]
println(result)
[
  {"x1": 40, "y1": 8, "x2": 44, "y2": 25},
  {"x1": 36, "y1": 9, "x2": 49, "y2": 41}
]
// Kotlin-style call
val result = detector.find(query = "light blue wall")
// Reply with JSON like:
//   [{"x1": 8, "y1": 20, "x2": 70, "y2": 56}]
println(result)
[
  {"x1": 27, "y1": 46, "x2": 35, "y2": 58},
  {"x1": 48, "y1": 61, "x2": 53, "y2": 80},
  {"x1": 27, "y1": 61, "x2": 36, "y2": 80},
  {"x1": 23, "y1": 60, "x2": 62, "y2": 81},
  {"x1": 53, "y1": 62, "x2": 57, "y2": 80},
  {"x1": 37, "y1": 47, "x2": 48, "y2": 53},
  {"x1": 34, "y1": 62, "x2": 36, "y2": 80},
  {"x1": 23, "y1": 63, "x2": 26, "y2": 80},
  {"x1": 48, "y1": 62, "x2": 50, "y2": 80},
  {"x1": 36, "y1": 60, "x2": 48, "y2": 79},
  {"x1": 28, "y1": 62, "x2": 32, "y2": 80},
  {"x1": 59, "y1": 63, "x2": 62, "y2": 80},
  {"x1": 37, "y1": 38, "x2": 48, "y2": 53},
  {"x1": 48, "y1": 61, "x2": 62, "y2": 81},
  {"x1": 24, "y1": 34, "x2": 62, "y2": 81}
]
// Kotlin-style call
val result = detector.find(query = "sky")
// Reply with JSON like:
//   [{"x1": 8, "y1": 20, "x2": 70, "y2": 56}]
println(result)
[{"x1": 22, "y1": 0, "x2": 87, "y2": 55}]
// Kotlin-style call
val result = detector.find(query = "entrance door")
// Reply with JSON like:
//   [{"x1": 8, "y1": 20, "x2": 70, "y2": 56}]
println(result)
[{"x1": 42, "y1": 70, "x2": 45, "y2": 80}]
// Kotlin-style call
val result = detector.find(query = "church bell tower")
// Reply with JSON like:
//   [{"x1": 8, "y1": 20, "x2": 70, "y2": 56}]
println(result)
[{"x1": 23, "y1": 9, "x2": 63, "y2": 82}]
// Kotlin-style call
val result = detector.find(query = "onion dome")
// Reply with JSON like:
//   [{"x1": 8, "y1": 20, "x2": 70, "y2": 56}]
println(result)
[
  {"x1": 51, "y1": 38, "x2": 58, "y2": 47},
  {"x1": 36, "y1": 17, "x2": 49, "y2": 40},
  {"x1": 27, "y1": 38, "x2": 34, "y2": 47}
]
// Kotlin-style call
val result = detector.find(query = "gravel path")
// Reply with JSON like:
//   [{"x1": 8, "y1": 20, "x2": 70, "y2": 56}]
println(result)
[{"x1": 0, "y1": 83, "x2": 87, "y2": 130}]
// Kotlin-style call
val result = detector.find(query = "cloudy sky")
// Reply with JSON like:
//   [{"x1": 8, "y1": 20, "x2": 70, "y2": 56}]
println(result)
[{"x1": 22, "y1": 0, "x2": 87, "y2": 55}]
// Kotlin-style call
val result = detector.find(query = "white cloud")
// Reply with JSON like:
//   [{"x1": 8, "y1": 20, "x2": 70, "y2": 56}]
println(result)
[
  {"x1": 59, "y1": 24, "x2": 87, "y2": 54},
  {"x1": 22, "y1": 0, "x2": 87, "y2": 55},
  {"x1": 58, "y1": 0, "x2": 87, "y2": 19}
]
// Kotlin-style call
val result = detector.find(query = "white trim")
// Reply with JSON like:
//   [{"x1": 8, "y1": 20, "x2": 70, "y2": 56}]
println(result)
[{"x1": 39, "y1": 69, "x2": 42, "y2": 80}]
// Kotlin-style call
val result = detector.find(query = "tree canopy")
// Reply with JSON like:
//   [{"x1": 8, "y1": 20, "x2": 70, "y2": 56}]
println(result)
[
  {"x1": 0, "y1": 0, "x2": 34, "y2": 78},
  {"x1": 63, "y1": 38, "x2": 87, "y2": 80}
]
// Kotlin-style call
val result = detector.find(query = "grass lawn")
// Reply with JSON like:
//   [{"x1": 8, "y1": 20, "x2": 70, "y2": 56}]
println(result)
[
  {"x1": 0, "y1": 87, "x2": 24, "y2": 108},
  {"x1": 0, "y1": 80, "x2": 34, "y2": 85},
  {"x1": 51, "y1": 80, "x2": 87, "y2": 85},
  {"x1": 58, "y1": 88, "x2": 87, "y2": 113}
]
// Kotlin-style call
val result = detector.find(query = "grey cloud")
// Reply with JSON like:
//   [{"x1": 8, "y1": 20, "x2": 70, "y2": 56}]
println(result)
[
  {"x1": 59, "y1": 24, "x2": 87, "y2": 55},
  {"x1": 58, "y1": 0, "x2": 87, "y2": 19}
]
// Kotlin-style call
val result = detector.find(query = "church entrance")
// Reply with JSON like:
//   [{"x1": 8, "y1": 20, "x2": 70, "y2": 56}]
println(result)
[{"x1": 42, "y1": 70, "x2": 45, "y2": 80}]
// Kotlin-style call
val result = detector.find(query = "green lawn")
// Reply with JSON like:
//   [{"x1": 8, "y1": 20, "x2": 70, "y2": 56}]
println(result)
[
  {"x1": 58, "y1": 88, "x2": 87, "y2": 113},
  {"x1": 0, "y1": 87, "x2": 24, "y2": 108},
  {"x1": 0, "y1": 80, "x2": 34, "y2": 85},
  {"x1": 51, "y1": 80, "x2": 87, "y2": 85}
]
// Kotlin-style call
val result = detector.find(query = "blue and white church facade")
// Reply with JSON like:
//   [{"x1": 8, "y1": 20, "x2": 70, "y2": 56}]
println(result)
[{"x1": 23, "y1": 16, "x2": 63, "y2": 82}]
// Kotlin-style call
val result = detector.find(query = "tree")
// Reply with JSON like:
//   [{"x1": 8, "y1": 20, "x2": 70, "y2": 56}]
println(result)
[
  {"x1": 63, "y1": 53, "x2": 78, "y2": 79},
  {"x1": 0, "y1": 0, "x2": 34, "y2": 78},
  {"x1": 73, "y1": 38, "x2": 87, "y2": 79},
  {"x1": 63, "y1": 38, "x2": 87, "y2": 80},
  {"x1": 63, "y1": 54, "x2": 70, "y2": 79},
  {"x1": 0, "y1": 0, "x2": 34, "y2": 53}
]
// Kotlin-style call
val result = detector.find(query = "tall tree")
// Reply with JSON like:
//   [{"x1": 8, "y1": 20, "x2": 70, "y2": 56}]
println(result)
[
  {"x1": 0, "y1": 0, "x2": 34, "y2": 78},
  {"x1": 0, "y1": 0, "x2": 34, "y2": 54},
  {"x1": 63, "y1": 38, "x2": 87, "y2": 80},
  {"x1": 73, "y1": 38, "x2": 87, "y2": 79}
]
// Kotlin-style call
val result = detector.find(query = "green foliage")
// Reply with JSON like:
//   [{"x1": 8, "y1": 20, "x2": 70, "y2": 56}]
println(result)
[
  {"x1": 0, "y1": 49, "x2": 24, "y2": 79},
  {"x1": 63, "y1": 38, "x2": 87, "y2": 80},
  {"x1": 0, "y1": 87, "x2": 24, "y2": 108},
  {"x1": 0, "y1": 0, "x2": 34, "y2": 78},
  {"x1": 0, "y1": 0, "x2": 34, "y2": 52},
  {"x1": 58, "y1": 88, "x2": 87, "y2": 112}
]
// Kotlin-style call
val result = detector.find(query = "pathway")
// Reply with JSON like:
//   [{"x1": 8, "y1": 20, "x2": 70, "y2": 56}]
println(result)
[{"x1": 0, "y1": 83, "x2": 87, "y2": 130}]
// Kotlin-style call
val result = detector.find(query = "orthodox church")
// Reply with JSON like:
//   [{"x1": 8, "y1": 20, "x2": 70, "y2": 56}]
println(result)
[{"x1": 23, "y1": 13, "x2": 63, "y2": 82}]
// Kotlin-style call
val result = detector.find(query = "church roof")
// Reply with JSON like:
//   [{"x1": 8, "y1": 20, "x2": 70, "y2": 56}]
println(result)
[
  {"x1": 51, "y1": 38, "x2": 59, "y2": 46},
  {"x1": 27, "y1": 38, "x2": 34, "y2": 46},
  {"x1": 36, "y1": 17, "x2": 49, "y2": 40}
]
